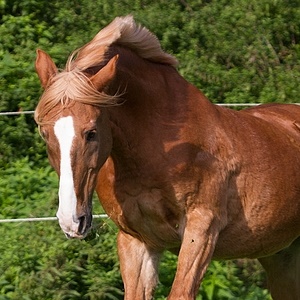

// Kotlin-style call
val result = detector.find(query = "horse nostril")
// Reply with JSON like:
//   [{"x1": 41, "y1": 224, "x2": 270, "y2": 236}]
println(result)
[
  {"x1": 78, "y1": 215, "x2": 87, "y2": 234},
  {"x1": 65, "y1": 232, "x2": 71, "y2": 239}
]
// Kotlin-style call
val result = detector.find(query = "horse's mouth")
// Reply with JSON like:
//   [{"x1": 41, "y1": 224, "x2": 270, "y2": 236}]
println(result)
[{"x1": 58, "y1": 213, "x2": 93, "y2": 239}]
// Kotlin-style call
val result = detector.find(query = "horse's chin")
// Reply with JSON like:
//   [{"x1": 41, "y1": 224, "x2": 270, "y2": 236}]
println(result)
[
  {"x1": 62, "y1": 222, "x2": 92, "y2": 239},
  {"x1": 64, "y1": 230, "x2": 90, "y2": 239}
]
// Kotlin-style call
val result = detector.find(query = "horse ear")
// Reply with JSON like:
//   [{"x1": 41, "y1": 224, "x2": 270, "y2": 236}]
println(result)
[
  {"x1": 35, "y1": 49, "x2": 58, "y2": 89},
  {"x1": 90, "y1": 55, "x2": 119, "y2": 91}
]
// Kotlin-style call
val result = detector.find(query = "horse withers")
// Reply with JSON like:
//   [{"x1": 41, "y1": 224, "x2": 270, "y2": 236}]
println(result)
[{"x1": 34, "y1": 16, "x2": 300, "y2": 299}]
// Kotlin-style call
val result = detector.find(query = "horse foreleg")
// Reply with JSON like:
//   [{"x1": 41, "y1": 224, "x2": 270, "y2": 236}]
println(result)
[
  {"x1": 258, "y1": 237, "x2": 300, "y2": 300},
  {"x1": 167, "y1": 207, "x2": 220, "y2": 300},
  {"x1": 117, "y1": 230, "x2": 161, "y2": 300}
]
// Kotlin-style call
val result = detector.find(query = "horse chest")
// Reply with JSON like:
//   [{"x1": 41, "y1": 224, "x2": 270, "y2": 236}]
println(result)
[
  {"x1": 98, "y1": 154, "x2": 214, "y2": 249},
  {"x1": 114, "y1": 185, "x2": 185, "y2": 249},
  {"x1": 122, "y1": 188, "x2": 183, "y2": 248}
]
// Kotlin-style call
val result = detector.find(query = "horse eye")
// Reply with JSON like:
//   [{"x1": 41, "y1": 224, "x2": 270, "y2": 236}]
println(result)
[{"x1": 85, "y1": 129, "x2": 97, "y2": 141}]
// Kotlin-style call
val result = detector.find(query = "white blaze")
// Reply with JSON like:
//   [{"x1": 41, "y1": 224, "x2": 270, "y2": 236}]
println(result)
[{"x1": 54, "y1": 116, "x2": 78, "y2": 232}]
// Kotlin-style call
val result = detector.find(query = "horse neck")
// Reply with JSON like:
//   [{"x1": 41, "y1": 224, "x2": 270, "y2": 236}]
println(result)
[{"x1": 106, "y1": 48, "x2": 219, "y2": 168}]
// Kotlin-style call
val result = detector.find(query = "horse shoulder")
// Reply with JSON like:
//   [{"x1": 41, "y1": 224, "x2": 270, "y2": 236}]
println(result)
[{"x1": 95, "y1": 157, "x2": 123, "y2": 225}]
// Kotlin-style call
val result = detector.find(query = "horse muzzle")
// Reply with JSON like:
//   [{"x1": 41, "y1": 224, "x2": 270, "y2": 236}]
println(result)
[{"x1": 57, "y1": 212, "x2": 92, "y2": 239}]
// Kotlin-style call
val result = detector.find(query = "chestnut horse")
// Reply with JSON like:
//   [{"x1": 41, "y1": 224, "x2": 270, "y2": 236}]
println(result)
[{"x1": 34, "y1": 16, "x2": 300, "y2": 299}]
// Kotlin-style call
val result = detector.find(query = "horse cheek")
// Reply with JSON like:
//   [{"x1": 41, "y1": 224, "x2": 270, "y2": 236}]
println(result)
[{"x1": 47, "y1": 144, "x2": 61, "y2": 176}]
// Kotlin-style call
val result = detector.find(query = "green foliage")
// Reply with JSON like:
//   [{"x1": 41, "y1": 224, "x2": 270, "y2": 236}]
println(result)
[
  {"x1": 168, "y1": 0, "x2": 300, "y2": 104},
  {"x1": 0, "y1": 157, "x2": 57, "y2": 218},
  {"x1": 1, "y1": 0, "x2": 299, "y2": 298},
  {"x1": 0, "y1": 158, "x2": 124, "y2": 299},
  {"x1": 198, "y1": 260, "x2": 271, "y2": 300},
  {"x1": 0, "y1": 219, "x2": 123, "y2": 300}
]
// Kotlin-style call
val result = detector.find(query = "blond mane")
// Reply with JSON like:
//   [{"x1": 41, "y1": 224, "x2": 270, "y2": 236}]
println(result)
[
  {"x1": 35, "y1": 15, "x2": 178, "y2": 125},
  {"x1": 70, "y1": 15, "x2": 178, "y2": 71}
]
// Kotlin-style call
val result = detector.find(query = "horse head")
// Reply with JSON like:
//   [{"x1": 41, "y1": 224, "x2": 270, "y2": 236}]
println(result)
[{"x1": 34, "y1": 50, "x2": 118, "y2": 238}]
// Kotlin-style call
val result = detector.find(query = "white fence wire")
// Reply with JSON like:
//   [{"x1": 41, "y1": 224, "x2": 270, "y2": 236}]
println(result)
[
  {"x1": 0, "y1": 215, "x2": 108, "y2": 223},
  {"x1": 0, "y1": 104, "x2": 262, "y2": 117},
  {"x1": 0, "y1": 110, "x2": 35, "y2": 116}
]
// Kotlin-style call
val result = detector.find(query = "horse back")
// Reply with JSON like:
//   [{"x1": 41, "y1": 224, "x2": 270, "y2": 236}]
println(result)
[{"x1": 242, "y1": 103, "x2": 300, "y2": 140}]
